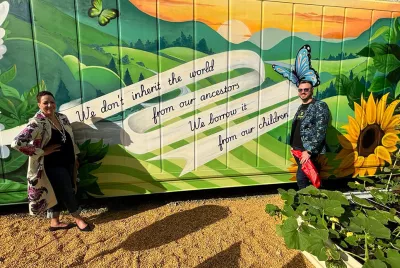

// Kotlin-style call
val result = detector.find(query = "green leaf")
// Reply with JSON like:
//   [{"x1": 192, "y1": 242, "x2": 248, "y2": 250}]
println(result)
[
  {"x1": 278, "y1": 188, "x2": 296, "y2": 206},
  {"x1": 3, "y1": 150, "x2": 28, "y2": 174},
  {"x1": 265, "y1": 204, "x2": 280, "y2": 216},
  {"x1": 0, "y1": 83, "x2": 20, "y2": 99},
  {"x1": 302, "y1": 225, "x2": 331, "y2": 261},
  {"x1": 326, "y1": 259, "x2": 346, "y2": 268},
  {"x1": 345, "y1": 235, "x2": 359, "y2": 246},
  {"x1": 358, "y1": 46, "x2": 372, "y2": 57},
  {"x1": 320, "y1": 190, "x2": 349, "y2": 205},
  {"x1": 374, "y1": 248, "x2": 385, "y2": 261},
  {"x1": 87, "y1": 139, "x2": 105, "y2": 156},
  {"x1": 373, "y1": 54, "x2": 400, "y2": 73},
  {"x1": 0, "y1": 97, "x2": 17, "y2": 116},
  {"x1": 83, "y1": 183, "x2": 104, "y2": 196},
  {"x1": 370, "y1": 26, "x2": 390, "y2": 42},
  {"x1": 366, "y1": 210, "x2": 394, "y2": 225},
  {"x1": 0, "y1": 64, "x2": 17, "y2": 84},
  {"x1": 385, "y1": 249, "x2": 400, "y2": 268},
  {"x1": 301, "y1": 196, "x2": 345, "y2": 217},
  {"x1": 350, "y1": 214, "x2": 391, "y2": 239},
  {"x1": 16, "y1": 100, "x2": 28, "y2": 118},
  {"x1": 78, "y1": 173, "x2": 98, "y2": 187},
  {"x1": 0, "y1": 191, "x2": 27, "y2": 204},
  {"x1": 280, "y1": 217, "x2": 309, "y2": 250},
  {"x1": 363, "y1": 259, "x2": 387, "y2": 268},
  {"x1": 348, "y1": 182, "x2": 365, "y2": 191},
  {"x1": 368, "y1": 76, "x2": 392, "y2": 92},
  {"x1": 347, "y1": 77, "x2": 365, "y2": 110},
  {"x1": 357, "y1": 177, "x2": 374, "y2": 184},
  {"x1": 370, "y1": 189, "x2": 389, "y2": 205},
  {"x1": 298, "y1": 185, "x2": 320, "y2": 196},
  {"x1": 335, "y1": 74, "x2": 352, "y2": 95},
  {"x1": 350, "y1": 194, "x2": 374, "y2": 208},
  {"x1": 395, "y1": 81, "x2": 400, "y2": 98},
  {"x1": 0, "y1": 179, "x2": 27, "y2": 193},
  {"x1": 282, "y1": 204, "x2": 298, "y2": 217}
]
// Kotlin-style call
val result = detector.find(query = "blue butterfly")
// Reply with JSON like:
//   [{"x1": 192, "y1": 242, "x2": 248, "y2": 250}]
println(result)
[{"x1": 272, "y1": 45, "x2": 320, "y2": 87}]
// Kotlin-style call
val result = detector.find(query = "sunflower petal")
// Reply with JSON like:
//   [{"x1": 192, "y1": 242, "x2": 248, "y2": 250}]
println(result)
[
  {"x1": 375, "y1": 146, "x2": 392, "y2": 164},
  {"x1": 339, "y1": 152, "x2": 357, "y2": 169},
  {"x1": 344, "y1": 116, "x2": 360, "y2": 138},
  {"x1": 335, "y1": 149, "x2": 353, "y2": 160},
  {"x1": 384, "y1": 115, "x2": 400, "y2": 131},
  {"x1": 366, "y1": 93, "x2": 376, "y2": 125},
  {"x1": 335, "y1": 167, "x2": 354, "y2": 177},
  {"x1": 354, "y1": 103, "x2": 367, "y2": 130},
  {"x1": 382, "y1": 133, "x2": 399, "y2": 147},
  {"x1": 385, "y1": 146, "x2": 398, "y2": 153},
  {"x1": 376, "y1": 93, "x2": 389, "y2": 125},
  {"x1": 385, "y1": 128, "x2": 400, "y2": 135},
  {"x1": 354, "y1": 156, "x2": 365, "y2": 168},
  {"x1": 338, "y1": 134, "x2": 357, "y2": 147},
  {"x1": 381, "y1": 100, "x2": 400, "y2": 130},
  {"x1": 357, "y1": 168, "x2": 367, "y2": 177}
]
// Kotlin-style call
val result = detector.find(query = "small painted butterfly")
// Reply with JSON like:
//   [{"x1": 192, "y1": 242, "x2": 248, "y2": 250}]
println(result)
[{"x1": 88, "y1": 0, "x2": 119, "y2": 26}]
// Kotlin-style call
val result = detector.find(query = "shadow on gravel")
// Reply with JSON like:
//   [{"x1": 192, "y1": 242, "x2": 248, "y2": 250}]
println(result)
[
  {"x1": 282, "y1": 253, "x2": 309, "y2": 268},
  {"x1": 195, "y1": 241, "x2": 241, "y2": 268},
  {"x1": 85, "y1": 205, "x2": 230, "y2": 263}
]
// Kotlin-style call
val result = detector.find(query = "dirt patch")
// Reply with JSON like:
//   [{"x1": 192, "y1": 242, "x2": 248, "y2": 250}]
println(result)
[{"x1": 0, "y1": 195, "x2": 313, "y2": 268}]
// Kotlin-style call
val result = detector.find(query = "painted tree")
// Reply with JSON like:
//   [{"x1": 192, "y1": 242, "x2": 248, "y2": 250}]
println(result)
[
  {"x1": 138, "y1": 73, "x2": 145, "y2": 81},
  {"x1": 135, "y1": 39, "x2": 145, "y2": 50},
  {"x1": 107, "y1": 57, "x2": 119, "y2": 74},
  {"x1": 55, "y1": 80, "x2": 70, "y2": 105},
  {"x1": 124, "y1": 69, "x2": 133, "y2": 86},
  {"x1": 196, "y1": 38, "x2": 210, "y2": 54}
]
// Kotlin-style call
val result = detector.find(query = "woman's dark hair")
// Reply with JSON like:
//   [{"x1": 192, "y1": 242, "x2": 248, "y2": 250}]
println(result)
[{"x1": 36, "y1": 91, "x2": 55, "y2": 103}]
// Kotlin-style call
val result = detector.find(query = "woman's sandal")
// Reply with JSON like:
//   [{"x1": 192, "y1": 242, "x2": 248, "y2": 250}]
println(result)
[
  {"x1": 77, "y1": 222, "x2": 93, "y2": 232},
  {"x1": 49, "y1": 223, "x2": 76, "y2": 232}
]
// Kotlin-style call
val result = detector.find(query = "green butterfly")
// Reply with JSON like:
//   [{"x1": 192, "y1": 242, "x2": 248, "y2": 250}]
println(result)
[{"x1": 88, "y1": 0, "x2": 119, "y2": 26}]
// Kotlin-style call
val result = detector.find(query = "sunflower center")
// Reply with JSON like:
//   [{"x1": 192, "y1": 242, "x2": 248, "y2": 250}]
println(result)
[{"x1": 358, "y1": 124, "x2": 384, "y2": 157}]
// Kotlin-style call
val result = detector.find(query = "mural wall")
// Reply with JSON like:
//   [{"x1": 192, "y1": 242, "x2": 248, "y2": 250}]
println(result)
[{"x1": 0, "y1": 0, "x2": 399, "y2": 204}]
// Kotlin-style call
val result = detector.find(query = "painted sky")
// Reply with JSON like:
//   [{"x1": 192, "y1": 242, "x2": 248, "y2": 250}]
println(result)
[{"x1": 130, "y1": 0, "x2": 399, "y2": 42}]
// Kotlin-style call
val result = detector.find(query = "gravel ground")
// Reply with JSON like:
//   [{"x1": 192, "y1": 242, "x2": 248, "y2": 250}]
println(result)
[{"x1": 0, "y1": 184, "x2": 323, "y2": 268}]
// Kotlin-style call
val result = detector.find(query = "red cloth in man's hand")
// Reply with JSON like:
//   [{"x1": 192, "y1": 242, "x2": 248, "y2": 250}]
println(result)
[{"x1": 291, "y1": 149, "x2": 321, "y2": 188}]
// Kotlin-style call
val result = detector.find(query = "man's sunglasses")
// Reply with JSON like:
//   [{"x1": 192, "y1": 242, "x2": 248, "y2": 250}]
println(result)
[{"x1": 298, "y1": 88, "x2": 311, "y2": 93}]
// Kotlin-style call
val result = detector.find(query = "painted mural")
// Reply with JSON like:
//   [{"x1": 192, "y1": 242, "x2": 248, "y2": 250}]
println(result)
[{"x1": 0, "y1": 0, "x2": 399, "y2": 204}]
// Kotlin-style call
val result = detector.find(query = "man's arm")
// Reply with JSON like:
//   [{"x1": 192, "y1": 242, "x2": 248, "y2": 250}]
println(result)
[{"x1": 307, "y1": 101, "x2": 330, "y2": 154}]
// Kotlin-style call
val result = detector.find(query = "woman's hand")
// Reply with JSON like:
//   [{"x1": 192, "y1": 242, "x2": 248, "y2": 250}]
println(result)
[{"x1": 43, "y1": 144, "x2": 61, "y2": 156}]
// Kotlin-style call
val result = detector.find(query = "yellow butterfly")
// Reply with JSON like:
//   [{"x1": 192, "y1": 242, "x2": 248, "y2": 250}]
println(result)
[{"x1": 88, "y1": 0, "x2": 119, "y2": 26}]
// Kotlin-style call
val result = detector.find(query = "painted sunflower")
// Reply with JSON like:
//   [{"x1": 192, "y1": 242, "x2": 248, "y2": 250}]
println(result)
[
  {"x1": 335, "y1": 93, "x2": 400, "y2": 177},
  {"x1": 288, "y1": 155, "x2": 333, "y2": 181}
]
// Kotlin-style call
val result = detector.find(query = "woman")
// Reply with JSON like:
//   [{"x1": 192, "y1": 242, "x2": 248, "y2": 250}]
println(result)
[{"x1": 11, "y1": 91, "x2": 92, "y2": 232}]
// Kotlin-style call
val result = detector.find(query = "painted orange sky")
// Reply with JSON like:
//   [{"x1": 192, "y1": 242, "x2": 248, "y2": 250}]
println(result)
[{"x1": 130, "y1": 0, "x2": 399, "y2": 40}]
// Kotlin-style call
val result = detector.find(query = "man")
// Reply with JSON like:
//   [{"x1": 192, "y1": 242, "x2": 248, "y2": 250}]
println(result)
[{"x1": 290, "y1": 80, "x2": 330, "y2": 189}]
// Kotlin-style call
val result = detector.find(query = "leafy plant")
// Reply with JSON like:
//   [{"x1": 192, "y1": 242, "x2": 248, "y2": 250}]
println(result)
[
  {"x1": 357, "y1": 17, "x2": 400, "y2": 99},
  {"x1": 266, "y1": 185, "x2": 400, "y2": 268},
  {"x1": 76, "y1": 139, "x2": 108, "y2": 198},
  {"x1": 0, "y1": 65, "x2": 46, "y2": 129}
]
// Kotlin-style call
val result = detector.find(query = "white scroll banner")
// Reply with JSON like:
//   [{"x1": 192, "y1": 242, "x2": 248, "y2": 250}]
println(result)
[
  {"x1": 0, "y1": 50, "x2": 263, "y2": 146},
  {"x1": 149, "y1": 98, "x2": 301, "y2": 176},
  {"x1": 122, "y1": 80, "x2": 299, "y2": 154}
]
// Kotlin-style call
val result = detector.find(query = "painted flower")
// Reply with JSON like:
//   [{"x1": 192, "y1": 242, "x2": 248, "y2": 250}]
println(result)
[
  {"x1": 30, "y1": 199, "x2": 47, "y2": 214},
  {"x1": 0, "y1": 1, "x2": 9, "y2": 59},
  {"x1": 335, "y1": 93, "x2": 400, "y2": 177},
  {"x1": 28, "y1": 186, "x2": 48, "y2": 202},
  {"x1": 288, "y1": 154, "x2": 333, "y2": 181},
  {"x1": 0, "y1": 123, "x2": 10, "y2": 159}
]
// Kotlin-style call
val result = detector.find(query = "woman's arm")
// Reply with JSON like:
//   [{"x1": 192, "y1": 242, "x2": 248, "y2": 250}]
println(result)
[{"x1": 11, "y1": 121, "x2": 45, "y2": 160}]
